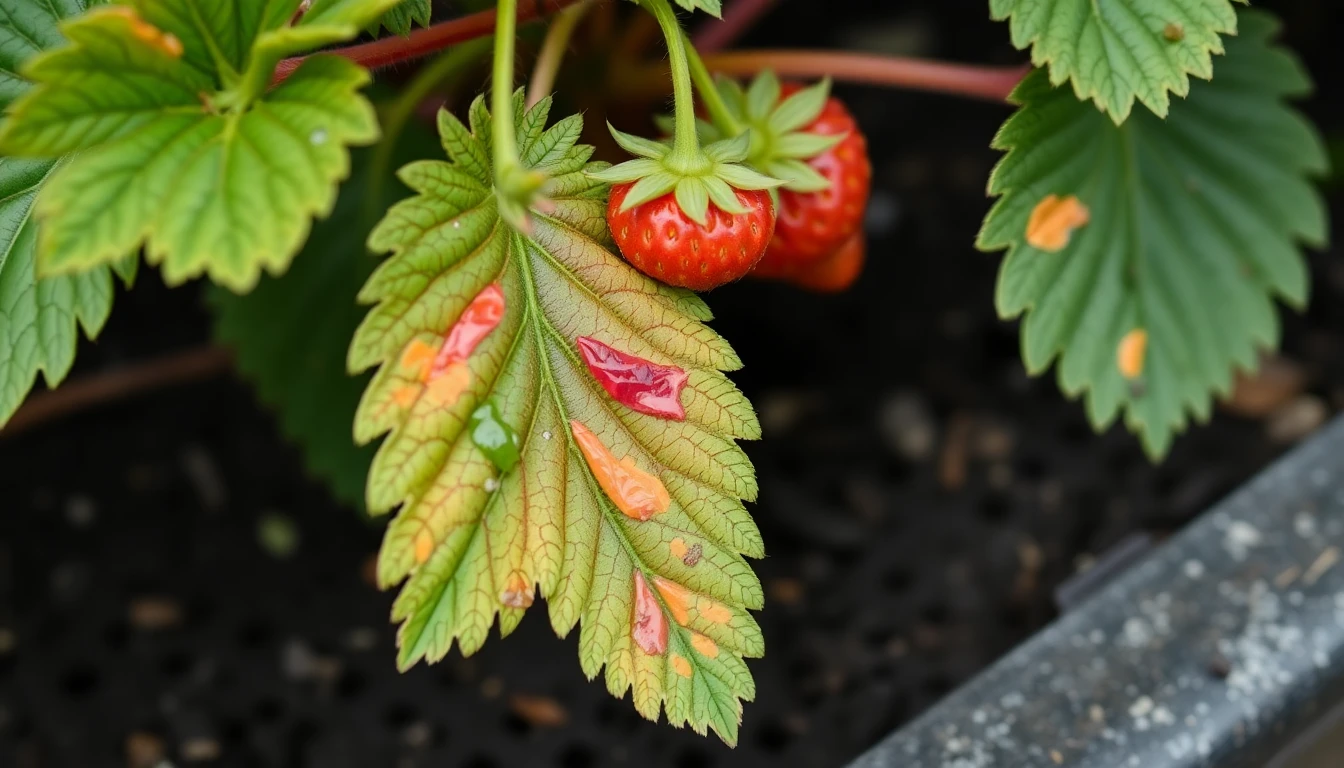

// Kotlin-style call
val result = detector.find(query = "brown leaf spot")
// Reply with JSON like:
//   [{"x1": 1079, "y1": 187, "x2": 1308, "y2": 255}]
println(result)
[
  {"x1": 499, "y1": 572, "x2": 534, "y2": 608},
  {"x1": 1164, "y1": 23, "x2": 1185, "y2": 42},
  {"x1": 682, "y1": 543, "x2": 703, "y2": 567},
  {"x1": 1026, "y1": 194, "x2": 1090, "y2": 252}
]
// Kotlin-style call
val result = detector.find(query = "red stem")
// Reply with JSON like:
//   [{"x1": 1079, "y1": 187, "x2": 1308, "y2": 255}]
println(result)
[
  {"x1": 701, "y1": 50, "x2": 1028, "y2": 103},
  {"x1": 693, "y1": 0, "x2": 778, "y2": 54},
  {"x1": 273, "y1": 0, "x2": 586, "y2": 84}
]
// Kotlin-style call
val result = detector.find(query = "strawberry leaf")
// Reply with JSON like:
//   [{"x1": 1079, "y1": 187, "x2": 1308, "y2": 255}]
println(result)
[
  {"x1": 990, "y1": 0, "x2": 1245, "y2": 122},
  {"x1": 980, "y1": 10, "x2": 1328, "y2": 458},
  {"x1": 0, "y1": 0, "x2": 136, "y2": 429},
  {"x1": 352, "y1": 92, "x2": 763, "y2": 745},
  {"x1": 0, "y1": 0, "x2": 398, "y2": 293},
  {"x1": 374, "y1": 0, "x2": 432, "y2": 36}
]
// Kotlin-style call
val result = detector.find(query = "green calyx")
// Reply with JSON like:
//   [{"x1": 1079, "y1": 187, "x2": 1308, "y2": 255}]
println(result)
[
  {"x1": 691, "y1": 70, "x2": 845, "y2": 194},
  {"x1": 593, "y1": 0, "x2": 780, "y2": 226},
  {"x1": 587, "y1": 124, "x2": 780, "y2": 225}
]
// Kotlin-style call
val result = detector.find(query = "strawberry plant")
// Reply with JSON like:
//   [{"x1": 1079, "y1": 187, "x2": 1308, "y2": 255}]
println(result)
[{"x1": 0, "y1": 0, "x2": 1328, "y2": 747}]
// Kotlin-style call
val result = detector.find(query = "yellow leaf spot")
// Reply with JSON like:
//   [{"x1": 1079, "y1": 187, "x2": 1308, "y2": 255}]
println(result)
[
  {"x1": 690, "y1": 632, "x2": 719, "y2": 659},
  {"x1": 1117, "y1": 329, "x2": 1148, "y2": 380},
  {"x1": 500, "y1": 572, "x2": 534, "y2": 608},
  {"x1": 671, "y1": 653, "x2": 693, "y2": 678},
  {"x1": 652, "y1": 577, "x2": 691, "y2": 626},
  {"x1": 570, "y1": 420, "x2": 670, "y2": 521},
  {"x1": 1026, "y1": 194, "x2": 1090, "y2": 252},
  {"x1": 108, "y1": 6, "x2": 183, "y2": 59},
  {"x1": 400, "y1": 338, "x2": 437, "y2": 379},
  {"x1": 698, "y1": 598, "x2": 732, "y2": 625},
  {"x1": 423, "y1": 360, "x2": 471, "y2": 406},
  {"x1": 413, "y1": 529, "x2": 434, "y2": 564},
  {"x1": 669, "y1": 537, "x2": 688, "y2": 560}
]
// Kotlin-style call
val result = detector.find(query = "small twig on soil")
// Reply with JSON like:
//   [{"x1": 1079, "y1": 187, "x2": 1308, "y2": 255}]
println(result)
[
  {"x1": 701, "y1": 50, "x2": 1027, "y2": 103},
  {"x1": 692, "y1": 0, "x2": 778, "y2": 54},
  {"x1": 1, "y1": 346, "x2": 234, "y2": 437},
  {"x1": 273, "y1": 0, "x2": 587, "y2": 84}
]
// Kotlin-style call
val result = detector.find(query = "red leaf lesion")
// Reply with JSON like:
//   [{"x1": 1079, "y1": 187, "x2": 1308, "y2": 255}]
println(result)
[
  {"x1": 576, "y1": 336, "x2": 689, "y2": 420},
  {"x1": 394, "y1": 284, "x2": 508, "y2": 410},
  {"x1": 633, "y1": 571, "x2": 669, "y2": 655}
]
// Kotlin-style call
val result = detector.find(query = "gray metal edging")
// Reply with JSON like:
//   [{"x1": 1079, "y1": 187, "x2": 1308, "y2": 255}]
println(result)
[{"x1": 848, "y1": 416, "x2": 1344, "y2": 768}]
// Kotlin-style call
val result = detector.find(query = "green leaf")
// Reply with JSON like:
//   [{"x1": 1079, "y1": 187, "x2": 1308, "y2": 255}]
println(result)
[
  {"x1": 373, "y1": 0, "x2": 432, "y2": 36},
  {"x1": 990, "y1": 0, "x2": 1245, "y2": 122},
  {"x1": 668, "y1": 0, "x2": 721, "y2": 18},
  {"x1": 0, "y1": 0, "x2": 386, "y2": 292},
  {"x1": 980, "y1": 10, "x2": 1328, "y2": 458},
  {"x1": 352, "y1": 92, "x2": 763, "y2": 745},
  {"x1": 0, "y1": 0, "x2": 132, "y2": 430}
]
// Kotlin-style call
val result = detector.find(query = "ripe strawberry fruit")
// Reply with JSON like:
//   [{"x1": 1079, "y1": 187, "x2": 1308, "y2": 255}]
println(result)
[
  {"x1": 608, "y1": 182, "x2": 776, "y2": 291},
  {"x1": 791, "y1": 232, "x2": 865, "y2": 293},
  {"x1": 756, "y1": 82, "x2": 871, "y2": 274}
]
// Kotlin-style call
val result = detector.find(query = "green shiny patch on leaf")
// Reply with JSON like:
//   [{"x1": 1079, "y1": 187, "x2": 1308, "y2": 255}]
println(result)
[
  {"x1": 468, "y1": 401, "x2": 522, "y2": 473},
  {"x1": 0, "y1": 0, "x2": 396, "y2": 292},
  {"x1": 0, "y1": 0, "x2": 134, "y2": 430},
  {"x1": 352, "y1": 92, "x2": 763, "y2": 745},
  {"x1": 980, "y1": 10, "x2": 1328, "y2": 458},
  {"x1": 990, "y1": 0, "x2": 1245, "y2": 122}
]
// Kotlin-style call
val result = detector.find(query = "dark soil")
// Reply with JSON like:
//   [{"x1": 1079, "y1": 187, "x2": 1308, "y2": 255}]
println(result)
[{"x1": 4, "y1": 1, "x2": 1344, "y2": 767}]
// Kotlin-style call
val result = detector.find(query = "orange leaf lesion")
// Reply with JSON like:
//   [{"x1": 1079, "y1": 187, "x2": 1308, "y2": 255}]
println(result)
[
  {"x1": 1117, "y1": 328, "x2": 1149, "y2": 380},
  {"x1": 570, "y1": 420, "x2": 670, "y2": 521},
  {"x1": 1026, "y1": 194, "x2": 1090, "y2": 252}
]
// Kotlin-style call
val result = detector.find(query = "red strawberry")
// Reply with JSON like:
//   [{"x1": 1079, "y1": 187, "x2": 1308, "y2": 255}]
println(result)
[
  {"x1": 791, "y1": 232, "x2": 865, "y2": 293},
  {"x1": 756, "y1": 83, "x2": 871, "y2": 273},
  {"x1": 607, "y1": 182, "x2": 776, "y2": 291}
]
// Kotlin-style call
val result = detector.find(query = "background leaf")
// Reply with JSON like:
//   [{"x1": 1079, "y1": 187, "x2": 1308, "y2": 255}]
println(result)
[
  {"x1": 980, "y1": 10, "x2": 1328, "y2": 457},
  {"x1": 0, "y1": 1, "x2": 385, "y2": 292},
  {"x1": 352, "y1": 94, "x2": 762, "y2": 745},
  {"x1": 0, "y1": 0, "x2": 133, "y2": 429},
  {"x1": 208, "y1": 118, "x2": 440, "y2": 508},
  {"x1": 990, "y1": 0, "x2": 1245, "y2": 122},
  {"x1": 373, "y1": 0, "x2": 432, "y2": 35}
]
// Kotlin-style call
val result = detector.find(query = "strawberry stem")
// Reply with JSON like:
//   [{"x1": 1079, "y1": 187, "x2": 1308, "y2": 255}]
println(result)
[
  {"x1": 272, "y1": 0, "x2": 586, "y2": 85},
  {"x1": 641, "y1": 0, "x2": 708, "y2": 173},
  {"x1": 684, "y1": 35, "x2": 744, "y2": 137},
  {"x1": 493, "y1": 0, "x2": 523, "y2": 179},
  {"x1": 700, "y1": 50, "x2": 1028, "y2": 103}
]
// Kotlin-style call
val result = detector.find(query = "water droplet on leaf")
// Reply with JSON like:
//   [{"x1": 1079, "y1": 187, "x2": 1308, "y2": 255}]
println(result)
[{"x1": 310, "y1": 128, "x2": 327, "y2": 146}]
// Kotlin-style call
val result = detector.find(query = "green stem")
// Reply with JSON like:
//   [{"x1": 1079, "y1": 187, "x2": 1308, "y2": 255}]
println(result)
[
  {"x1": 683, "y1": 33, "x2": 743, "y2": 137},
  {"x1": 527, "y1": 0, "x2": 595, "y2": 108},
  {"x1": 641, "y1": 0, "x2": 703, "y2": 171},
  {"x1": 492, "y1": 0, "x2": 523, "y2": 182}
]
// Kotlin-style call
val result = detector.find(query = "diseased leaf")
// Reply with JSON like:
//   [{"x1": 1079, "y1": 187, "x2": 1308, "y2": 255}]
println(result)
[
  {"x1": 980, "y1": 10, "x2": 1328, "y2": 458},
  {"x1": 0, "y1": 0, "x2": 396, "y2": 292},
  {"x1": 990, "y1": 0, "x2": 1245, "y2": 122},
  {"x1": 0, "y1": 0, "x2": 134, "y2": 429},
  {"x1": 352, "y1": 92, "x2": 763, "y2": 745}
]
